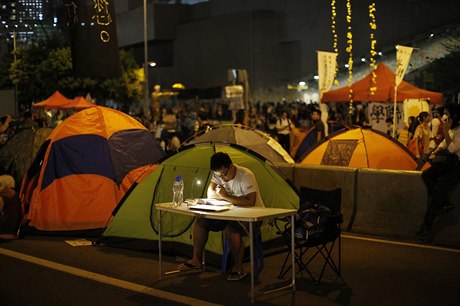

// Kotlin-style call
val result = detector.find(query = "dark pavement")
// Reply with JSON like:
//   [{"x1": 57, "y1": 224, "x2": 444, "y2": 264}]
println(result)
[{"x1": 0, "y1": 233, "x2": 459, "y2": 306}]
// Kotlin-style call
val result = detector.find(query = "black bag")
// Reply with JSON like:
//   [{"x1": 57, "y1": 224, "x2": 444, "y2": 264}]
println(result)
[
  {"x1": 432, "y1": 149, "x2": 459, "y2": 166},
  {"x1": 294, "y1": 202, "x2": 332, "y2": 240}
]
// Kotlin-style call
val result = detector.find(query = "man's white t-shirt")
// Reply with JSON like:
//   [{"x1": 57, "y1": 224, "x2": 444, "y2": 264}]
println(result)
[
  {"x1": 438, "y1": 126, "x2": 460, "y2": 159},
  {"x1": 211, "y1": 164, "x2": 265, "y2": 208}
]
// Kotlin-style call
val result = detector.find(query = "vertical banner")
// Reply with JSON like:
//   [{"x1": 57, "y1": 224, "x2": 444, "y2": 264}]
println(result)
[
  {"x1": 395, "y1": 45, "x2": 414, "y2": 86},
  {"x1": 317, "y1": 51, "x2": 338, "y2": 97},
  {"x1": 317, "y1": 51, "x2": 337, "y2": 137},
  {"x1": 393, "y1": 45, "x2": 413, "y2": 137},
  {"x1": 66, "y1": 0, "x2": 122, "y2": 79}
]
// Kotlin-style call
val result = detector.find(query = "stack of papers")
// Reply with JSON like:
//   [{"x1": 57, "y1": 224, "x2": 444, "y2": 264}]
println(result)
[
  {"x1": 189, "y1": 204, "x2": 231, "y2": 212},
  {"x1": 196, "y1": 198, "x2": 232, "y2": 206}
]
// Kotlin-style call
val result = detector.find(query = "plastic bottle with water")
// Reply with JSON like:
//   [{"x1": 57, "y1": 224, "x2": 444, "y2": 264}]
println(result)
[{"x1": 172, "y1": 176, "x2": 184, "y2": 207}]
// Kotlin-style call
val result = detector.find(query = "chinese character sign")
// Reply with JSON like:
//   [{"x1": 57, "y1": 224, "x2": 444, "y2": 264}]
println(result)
[
  {"x1": 66, "y1": 0, "x2": 121, "y2": 79},
  {"x1": 368, "y1": 102, "x2": 405, "y2": 134}
]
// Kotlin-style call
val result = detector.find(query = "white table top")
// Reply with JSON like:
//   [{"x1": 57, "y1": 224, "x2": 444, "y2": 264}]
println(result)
[{"x1": 155, "y1": 202, "x2": 296, "y2": 222}]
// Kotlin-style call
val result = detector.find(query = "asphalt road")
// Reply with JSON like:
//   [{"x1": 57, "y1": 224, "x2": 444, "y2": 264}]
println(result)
[{"x1": 0, "y1": 233, "x2": 459, "y2": 306}]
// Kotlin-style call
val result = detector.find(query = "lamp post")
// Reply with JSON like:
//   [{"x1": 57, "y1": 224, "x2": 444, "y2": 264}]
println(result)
[{"x1": 143, "y1": 0, "x2": 149, "y2": 123}]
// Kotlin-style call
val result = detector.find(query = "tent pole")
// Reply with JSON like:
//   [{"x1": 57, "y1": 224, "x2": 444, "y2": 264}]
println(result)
[{"x1": 392, "y1": 85, "x2": 397, "y2": 138}]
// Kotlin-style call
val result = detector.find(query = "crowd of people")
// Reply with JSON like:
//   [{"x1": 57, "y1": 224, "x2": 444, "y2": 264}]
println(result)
[{"x1": 149, "y1": 99, "x2": 353, "y2": 154}]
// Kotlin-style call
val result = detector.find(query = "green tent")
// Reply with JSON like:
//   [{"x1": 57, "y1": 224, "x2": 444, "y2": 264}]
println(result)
[
  {"x1": 0, "y1": 127, "x2": 53, "y2": 185},
  {"x1": 98, "y1": 142, "x2": 298, "y2": 262}
]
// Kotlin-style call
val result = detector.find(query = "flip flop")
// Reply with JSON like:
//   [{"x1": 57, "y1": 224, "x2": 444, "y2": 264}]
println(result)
[
  {"x1": 227, "y1": 271, "x2": 248, "y2": 281},
  {"x1": 177, "y1": 262, "x2": 202, "y2": 271}
]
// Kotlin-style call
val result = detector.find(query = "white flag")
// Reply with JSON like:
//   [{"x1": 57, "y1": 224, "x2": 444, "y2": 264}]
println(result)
[
  {"x1": 395, "y1": 45, "x2": 413, "y2": 86},
  {"x1": 317, "y1": 51, "x2": 338, "y2": 96}
]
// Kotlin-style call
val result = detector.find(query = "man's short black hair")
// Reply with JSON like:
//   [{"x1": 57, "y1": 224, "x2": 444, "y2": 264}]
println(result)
[
  {"x1": 312, "y1": 109, "x2": 321, "y2": 116},
  {"x1": 210, "y1": 152, "x2": 232, "y2": 171}
]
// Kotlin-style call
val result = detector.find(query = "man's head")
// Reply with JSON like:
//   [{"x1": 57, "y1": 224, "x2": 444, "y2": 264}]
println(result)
[
  {"x1": 445, "y1": 103, "x2": 460, "y2": 129},
  {"x1": 211, "y1": 152, "x2": 233, "y2": 180},
  {"x1": 433, "y1": 107, "x2": 444, "y2": 119},
  {"x1": 311, "y1": 110, "x2": 321, "y2": 121}
]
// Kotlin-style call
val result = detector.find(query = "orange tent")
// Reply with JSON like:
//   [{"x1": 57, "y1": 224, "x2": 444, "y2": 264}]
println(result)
[
  {"x1": 321, "y1": 63, "x2": 442, "y2": 104},
  {"x1": 20, "y1": 106, "x2": 165, "y2": 232},
  {"x1": 32, "y1": 91, "x2": 73, "y2": 109},
  {"x1": 62, "y1": 96, "x2": 96, "y2": 110},
  {"x1": 300, "y1": 127, "x2": 428, "y2": 171}
]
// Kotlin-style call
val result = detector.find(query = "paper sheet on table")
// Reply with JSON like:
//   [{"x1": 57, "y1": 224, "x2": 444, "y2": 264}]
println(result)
[
  {"x1": 189, "y1": 204, "x2": 231, "y2": 212},
  {"x1": 196, "y1": 198, "x2": 232, "y2": 206}
]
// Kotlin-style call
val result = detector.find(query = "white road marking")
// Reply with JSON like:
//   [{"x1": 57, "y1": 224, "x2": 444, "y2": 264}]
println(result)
[
  {"x1": 342, "y1": 234, "x2": 460, "y2": 253},
  {"x1": 0, "y1": 248, "x2": 223, "y2": 306}
]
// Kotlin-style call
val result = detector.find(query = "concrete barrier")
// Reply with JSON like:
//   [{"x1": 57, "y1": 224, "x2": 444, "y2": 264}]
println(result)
[
  {"x1": 271, "y1": 162, "x2": 460, "y2": 247},
  {"x1": 352, "y1": 169, "x2": 427, "y2": 240}
]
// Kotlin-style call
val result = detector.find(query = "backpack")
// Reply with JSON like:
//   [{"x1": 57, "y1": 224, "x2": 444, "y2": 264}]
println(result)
[{"x1": 294, "y1": 202, "x2": 332, "y2": 240}]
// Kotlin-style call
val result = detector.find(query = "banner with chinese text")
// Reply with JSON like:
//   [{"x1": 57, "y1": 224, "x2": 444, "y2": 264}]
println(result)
[
  {"x1": 66, "y1": 0, "x2": 122, "y2": 78},
  {"x1": 395, "y1": 45, "x2": 413, "y2": 86},
  {"x1": 317, "y1": 51, "x2": 338, "y2": 96}
]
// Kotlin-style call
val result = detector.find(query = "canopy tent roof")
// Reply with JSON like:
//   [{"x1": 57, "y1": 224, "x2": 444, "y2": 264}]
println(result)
[
  {"x1": 321, "y1": 63, "x2": 442, "y2": 104},
  {"x1": 33, "y1": 92, "x2": 96, "y2": 110},
  {"x1": 62, "y1": 96, "x2": 95, "y2": 110},
  {"x1": 32, "y1": 91, "x2": 72, "y2": 109}
]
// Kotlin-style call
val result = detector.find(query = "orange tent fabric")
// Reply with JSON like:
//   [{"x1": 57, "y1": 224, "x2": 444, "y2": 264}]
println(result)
[
  {"x1": 321, "y1": 63, "x2": 442, "y2": 104},
  {"x1": 32, "y1": 91, "x2": 73, "y2": 109},
  {"x1": 20, "y1": 106, "x2": 165, "y2": 232},
  {"x1": 300, "y1": 127, "x2": 426, "y2": 170},
  {"x1": 62, "y1": 96, "x2": 96, "y2": 110}
]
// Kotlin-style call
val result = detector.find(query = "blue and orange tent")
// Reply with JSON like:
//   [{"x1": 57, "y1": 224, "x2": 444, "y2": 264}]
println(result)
[{"x1": 20, "y1": 106, "x2": 165, "y2": 232}]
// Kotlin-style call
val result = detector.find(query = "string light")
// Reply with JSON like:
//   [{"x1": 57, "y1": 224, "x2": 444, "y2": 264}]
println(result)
[
  {"x1": 331, "y1": 0, "x2": 339, "y2": 86},
  {"x1": 346, "y1": 0, "x2": 353, "y2": 114},
  {"x1": 369, "y1": 3, "x2": 377, "y2": 95}
]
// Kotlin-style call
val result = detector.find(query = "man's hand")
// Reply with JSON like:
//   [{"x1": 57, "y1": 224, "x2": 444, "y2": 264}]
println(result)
[
  {"x1": 443, "y1": 118, "x2": 452, "y2": 135},
  {"x1": 215, "y1": 185, "x2": 229, "y2": 198}
]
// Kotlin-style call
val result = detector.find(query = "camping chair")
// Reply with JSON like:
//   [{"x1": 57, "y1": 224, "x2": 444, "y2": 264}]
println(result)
[{"x1": 274, "y1": 186, "x2": 342, "y2": 284}]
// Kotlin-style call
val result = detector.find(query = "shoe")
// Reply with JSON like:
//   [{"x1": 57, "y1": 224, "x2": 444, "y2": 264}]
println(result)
[
  {"x1": 227, "y1": 271, "x2": 248, "y2": 281},
  {"x1": 441, "y1": 203, "x2": 454, "y2": 214},
  {"x1": 177, "y1": 261, "x2": 202, "y2": 271},
  {"x1": 416, "y1": 224, "x2": 430, "y2": 237}
]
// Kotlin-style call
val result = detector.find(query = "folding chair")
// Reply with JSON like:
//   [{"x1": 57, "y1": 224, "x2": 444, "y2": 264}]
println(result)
[{"x1": 275, "y1": 186, "x2": 342, "y2": 284}]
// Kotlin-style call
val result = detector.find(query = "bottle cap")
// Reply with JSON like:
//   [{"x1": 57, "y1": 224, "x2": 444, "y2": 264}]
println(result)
[{"x1": 175, "y1": 176, "x2": 182, "y2": 181}]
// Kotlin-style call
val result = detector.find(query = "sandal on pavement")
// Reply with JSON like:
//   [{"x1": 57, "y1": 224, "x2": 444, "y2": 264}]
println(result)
[
  {"x1": 177, "y1": 262, "x2": 202, "y2": 271},
  {"x1": 227, "y1": 271, "x2": 248, "y2": 281}
]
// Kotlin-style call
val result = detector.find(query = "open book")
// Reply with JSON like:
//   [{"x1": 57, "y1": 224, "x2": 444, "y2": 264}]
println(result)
[{"x1": 196, "y1": 198, "x2": 232, "y2": 206}]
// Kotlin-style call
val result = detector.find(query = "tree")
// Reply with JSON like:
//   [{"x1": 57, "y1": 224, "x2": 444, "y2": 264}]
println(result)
[{"x1": 8, "y1": 39, "x2": 143, "y2": 111}]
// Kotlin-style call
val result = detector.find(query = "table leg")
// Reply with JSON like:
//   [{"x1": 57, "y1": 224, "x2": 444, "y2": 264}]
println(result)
[
  {"x1": 249, "y1": 221, "x2": 254, "y2": 304},
  {"x1": 290, "y1": 214, "x2": 296, "y2": 291},
  {"x1": 158, "y1": 210, "x2": 163, "y2": 280}
]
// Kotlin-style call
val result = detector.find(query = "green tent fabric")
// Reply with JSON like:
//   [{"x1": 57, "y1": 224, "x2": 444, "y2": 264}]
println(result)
[
  {"x1": 0, "y1": 127, "x2": 53, "y2": 185},
  {"x1": 99, "y1": 142, "x2": 299, "y2": 260}
]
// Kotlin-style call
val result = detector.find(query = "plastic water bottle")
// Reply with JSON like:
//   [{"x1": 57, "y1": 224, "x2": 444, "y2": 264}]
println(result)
[{"x1": 172, "y1": 176, "x2": 184, "y2": 207}]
